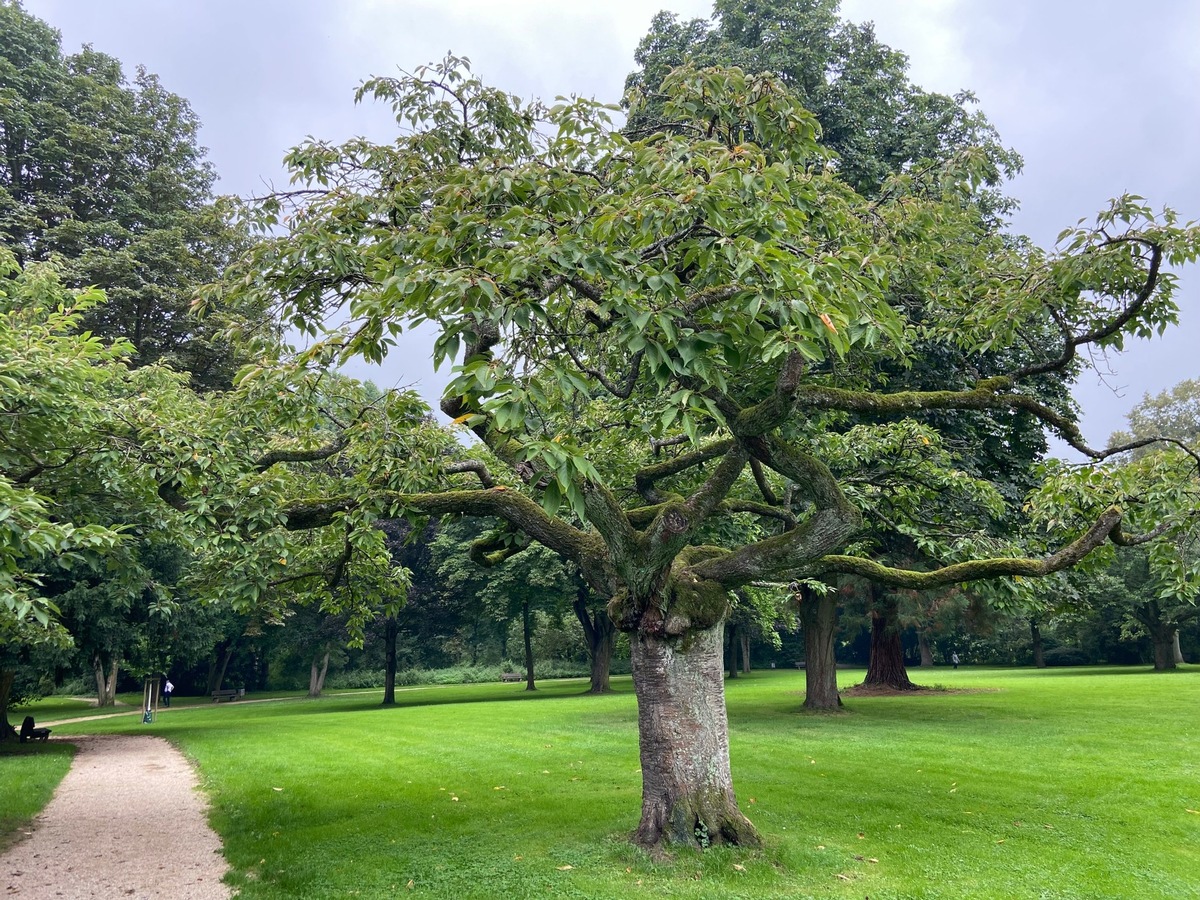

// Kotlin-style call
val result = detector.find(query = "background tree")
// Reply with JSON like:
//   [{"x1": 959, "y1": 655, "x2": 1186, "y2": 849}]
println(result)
[
  {"x1": 0, "y1": 0, "x2": 252, "y2": 390},
  {"x1": 202, "y1": 59, "x2": 1199, "y2": 851}
]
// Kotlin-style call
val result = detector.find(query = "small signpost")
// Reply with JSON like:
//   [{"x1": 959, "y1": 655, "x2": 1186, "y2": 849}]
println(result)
[{"x1": 142, "y1": 676, "x2": 161, "y2": 724}]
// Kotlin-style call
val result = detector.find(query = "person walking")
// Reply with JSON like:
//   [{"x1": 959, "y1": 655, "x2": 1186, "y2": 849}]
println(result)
[
  {"x1": 163, "y1": 678, "x2": 174, "y2": 707},
  {"x1": 951, "y1": 652, "x2": 960, "y2": 670}
]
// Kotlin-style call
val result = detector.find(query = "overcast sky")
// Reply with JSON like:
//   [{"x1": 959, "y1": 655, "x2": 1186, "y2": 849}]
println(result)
[{"x1": 26, "y1": 0, "x2": 1200, "y2": 452}]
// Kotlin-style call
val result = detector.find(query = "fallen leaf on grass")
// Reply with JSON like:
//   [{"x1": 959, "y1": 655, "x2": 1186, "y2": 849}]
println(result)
[
  {"x1": 996, "y1": 840, "x2": 1006, "y2": 845},
  {"x1": 493, "y1": 786, "x2": 506, "y2": 791},
  {"x1": 835, "y1": 873, "x2": 852, "y2": 882},
  {"x1": 272, "y1": 787, "x2": 283, "y2": 792},
  {"x1": 868, "y1": 858, "x2": 879, "y2": 864},
  {"x1": 556, "y1": 865, "x2": 574, "y2": 871},
  {"x1": 732, "y1": 864, "x2": 746, "y2": 872},
  {"x1": 406, "y1": 880, "x2": 415, "y2": 890},
  {"x1": 1186, "y1": 809, "x2": 1200, "y2": 815},
  {"x1": 857, "y1": 832, "x2": 865, "y2": 839}
]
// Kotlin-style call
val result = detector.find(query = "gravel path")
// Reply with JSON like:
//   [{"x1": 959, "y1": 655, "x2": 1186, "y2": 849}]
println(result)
[{"x1": 1, "y1": 734, "x2": 230, "y2": 899}]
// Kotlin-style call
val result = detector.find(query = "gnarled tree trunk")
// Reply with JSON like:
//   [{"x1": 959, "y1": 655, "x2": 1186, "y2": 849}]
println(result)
[
  {"x1": 206, "y1": 639, "x2": 236, "y2": 694},
  {"x1": 863, "y1": 591, "x2": 917, "y2": 690},
  {"x1": 309, "y1": 651, "x2": 330, "y2": 697},
  {"x1": 800, "y1": 588, "x2": 841, "y2": 710},
  {"x1": 92, "y1": 652, "x2": 119, "y2": 707},
  {"x1": 1030, "y1": 619, "x2": 1046, "y2": 668},
  {"x1": 630, "y1": 624, "x2": 760, "y2": 850}
]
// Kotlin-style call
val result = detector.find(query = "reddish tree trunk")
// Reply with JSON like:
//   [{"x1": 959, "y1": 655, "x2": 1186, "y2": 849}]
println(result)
[
  {"x1": 800, "y1": 589, "x2": 842, "y2": 710},
  {"x1": 863, "y1": 594, "x2": 917, "y2": 690},
  {"x1": 630, "y1": 625, "x2": 760, "y2": 849}
]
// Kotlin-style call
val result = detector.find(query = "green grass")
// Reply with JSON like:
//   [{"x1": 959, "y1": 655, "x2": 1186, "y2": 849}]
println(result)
[
  {"x1": 0, "y1": 739, "x2": 75, "y2": 850},
  {"x1": 22, "y1": 667, "x2": 1200, "y2": 898}
]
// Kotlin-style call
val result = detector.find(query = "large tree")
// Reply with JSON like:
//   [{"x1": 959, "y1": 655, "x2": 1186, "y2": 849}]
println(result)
[
  {"x1": 200, "y1": 60, "x2": 1199, "y2": 850},
  {"x1": 0, "y1": 0, "x2": 251, "y2": 389}
]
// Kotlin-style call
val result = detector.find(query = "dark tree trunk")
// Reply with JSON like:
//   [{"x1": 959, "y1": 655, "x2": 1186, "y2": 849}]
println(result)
[
  {"x1": 92, "y1": 653, "x2": 119, "y2": 707},
  {"x1": 725, "y1": 622, "x2": 739, "y2": 679},
  {"x1": 740, "y1": 631, "x2": 751, "y2": 674},
  {"x1": 863, "y1": 593, "x2": 917, "y2": 690},
  {"x1": 1172, "y1": 631, "x2": 1185, "y2": 665},
  {"x1": 573, "y1": 592, "x2": 615, "y2": 694},
  {"x1": 917, "y1": 631, "x2": 934, "y2": 667},
  {"x1": 0, "y1": 669, "x2": 15, "y2": 741},
  {"x1": 1151, "y1": 625, "x2": 1177, "y2": 671},
  {"x1": 206, "y1": 640, "x2": 236, "y2": 693},
  {"x1": 630, "y1": 625, "x2": 760, "y2": 850},
  {"x1": 800, "y1": 588, "x2": 842, "y2": 710},
  {"x1": 1031, "y1": 619, "x2": 1046, "y2": 668},
  {"x1": 522, "y1": 601, "x2": 536, "y2": 691},
  {"x1": 383, "y1": 616, "x2": 398, "y2": 705}
]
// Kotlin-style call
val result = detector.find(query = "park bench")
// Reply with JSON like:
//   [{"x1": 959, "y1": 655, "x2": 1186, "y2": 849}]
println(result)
[
  {"x1": 211, "y1": 689, "x2": 240, "y2": 702},
  {"x1": 20, "y1": 715, "x2": 51, "y2": 743},
  {"x1": 500, "y1": 672, "x2": 524, "y2": 683}
]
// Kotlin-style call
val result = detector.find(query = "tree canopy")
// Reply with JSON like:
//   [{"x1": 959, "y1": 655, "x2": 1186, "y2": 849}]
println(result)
[{"x1": 201, "y1": 56, "x2": 1200, "y2": 848}]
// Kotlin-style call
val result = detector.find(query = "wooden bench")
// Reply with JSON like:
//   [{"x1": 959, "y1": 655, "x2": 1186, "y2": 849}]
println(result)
[
  {"x1": 20, "y1": 715, "x2": 51, "y2": 743},
  {"x1": 500, "y1": 672, "x2": 524, "y2": 683},
  {"x1": 211, "y1": 689, "x2": 240, "y2": 702}
]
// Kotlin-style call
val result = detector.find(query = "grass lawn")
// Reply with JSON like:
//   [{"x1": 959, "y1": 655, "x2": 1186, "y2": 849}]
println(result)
[{"x1": 21, "y1": 666, "x2": 1200, "y2": 899}]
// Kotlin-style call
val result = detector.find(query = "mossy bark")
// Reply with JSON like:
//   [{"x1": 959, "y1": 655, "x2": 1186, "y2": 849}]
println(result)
[{"x1": 630, "y1": 623, "x2": 760, "y2": 850}]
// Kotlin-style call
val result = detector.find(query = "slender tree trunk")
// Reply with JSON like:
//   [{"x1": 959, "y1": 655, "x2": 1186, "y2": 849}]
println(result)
[
  {"x1": 917, "y1": 631, "x2": 934, "y2": 667},
  {"x1": 740, "y1": 631, "x2": 751, "y2": 674},
  {"x1": 92, "y1": 653, "x2": 119, "y2": 707},
  {"x1": 308, "y1": 651, "x2": 330, "y2": 697},
  {"x1": 800, "y1": 588, "x2": 842, "y2": 710},
  {"x1": 1172, "y1": 630, "x2": 1185, "y2": 665},
  {"x1": 574, "y1": 593, "x2": 615, "y2": 694},
  {"x1": 726, "y1": 622, "x2": 739, "y2": 679},
  {"x1": 383, "y1": 616, "x2": 398, "y2": 705},
  {"x1": 1151, "y1": 625, "x2": 1177, "y2": 671},
  {"x1": 630, "y1": 625, "x2": 760, "y2": 850},
  {"x1": 522, "y1": 601, "x2": 536, "y2": 691},
  {"x1": 863, "y1": 593, "x2": 917, "y2": 690},
  {"x1": 0, "y1": 669, "x2": 15, "y2": 741},
  {"x1": 1031, "y1": 619, "x2": 1046, "y2": 668},
  {"x1": 207, "y1": 640, "x2": 236, "y2": 693}
]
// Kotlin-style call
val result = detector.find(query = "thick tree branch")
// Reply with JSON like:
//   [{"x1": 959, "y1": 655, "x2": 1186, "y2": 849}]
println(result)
[
  {"x1": 812, "y1": 506, "x2": 1125, "y2": 588},
  {"x1": 634, "y1": 438, "x2": 735, "y2": 502}
]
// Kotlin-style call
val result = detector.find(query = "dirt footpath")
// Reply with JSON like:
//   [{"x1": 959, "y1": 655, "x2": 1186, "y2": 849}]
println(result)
[{"x1": 1, "y1": 734, "x2": 230, "y2": 899}]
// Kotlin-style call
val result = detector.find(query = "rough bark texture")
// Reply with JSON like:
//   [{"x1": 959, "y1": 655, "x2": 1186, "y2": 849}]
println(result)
[
  {"x1": 308, "y1": 651, "x2": 330, "y2": 697},
  {"x1": 800, "y1": 589, "x2": 842, "y2": 710},
  {"x1": 1151, "y1": 625, "x2": 1177, "y2": 671},
  {"x1": 92, "y1": 654, "x2": 119, "y2": 707},
  {"x1": 863, "y1": 595, "x2": 918, "y2": 690},
  {"x1": 574, "y1": 596, "x2": 616, "y2": 694},
  {"x1": 1031, "y1": 619, "x2": 1046, "y2": 668},
  {"x1": 522, "y1": 601, "x2": 536, "y2": 691},
  {"x1": 383, "y1": 616, "x2": 398, "y2": 705},
  {"x1": 630, "y1": 625, "x2": 760, "y2": 850},
  {"x1": 917, "y1": 631, "x2": 934, "y2": 667}
]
